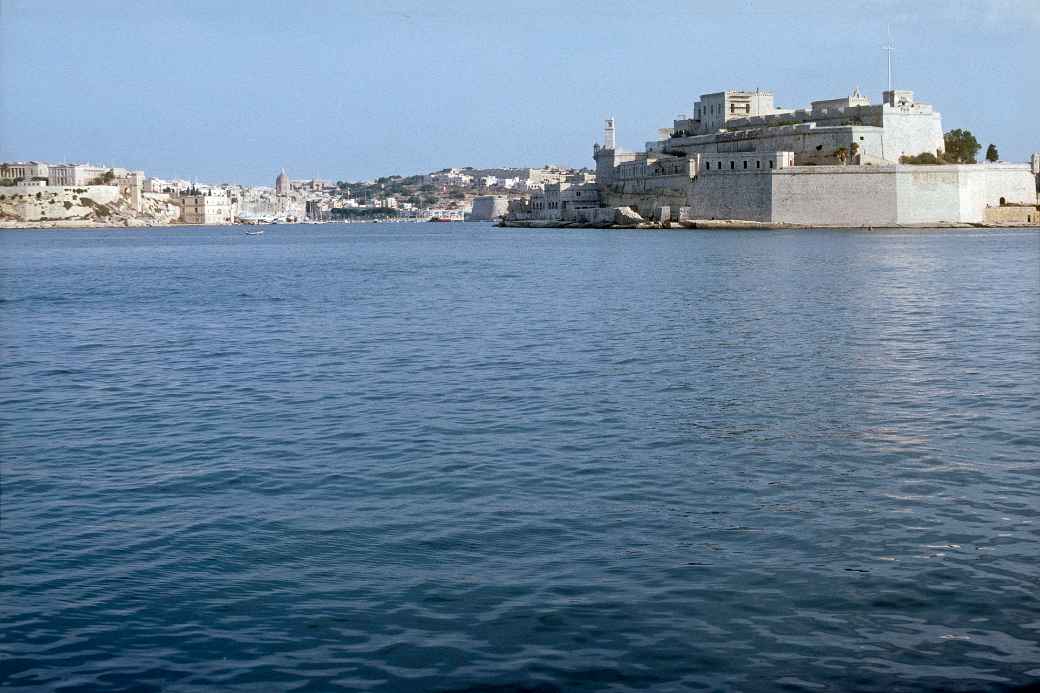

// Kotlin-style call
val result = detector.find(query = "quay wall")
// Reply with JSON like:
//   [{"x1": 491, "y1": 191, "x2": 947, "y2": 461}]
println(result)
[
  {"x1": 682, "y1": 164, "x2": 1037, "y2": 226},
  {"x1": 894, "y1": 167, "x2": 963, "y2": 223},
  {"x1": 771, "y1": 166, "x2": 898, "y2": 225},
  {"x1": 686, "y1": 172, "x2": 772, "y2": 222}
]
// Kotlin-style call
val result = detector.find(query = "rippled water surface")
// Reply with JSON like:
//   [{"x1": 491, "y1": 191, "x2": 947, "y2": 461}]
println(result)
[{"x1": 2, "y1": 223, "x2": 1039, "y2": 692}]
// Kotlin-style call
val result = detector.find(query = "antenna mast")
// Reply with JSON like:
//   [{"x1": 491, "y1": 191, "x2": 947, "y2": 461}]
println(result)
[{"x1": 882, "y1": 26, "x2": 895, "y2": 91}]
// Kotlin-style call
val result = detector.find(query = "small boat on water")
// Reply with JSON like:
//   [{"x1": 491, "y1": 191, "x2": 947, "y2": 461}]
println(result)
[{"x1": 244, "y1": 229, "x2": 264, "y2": 235}]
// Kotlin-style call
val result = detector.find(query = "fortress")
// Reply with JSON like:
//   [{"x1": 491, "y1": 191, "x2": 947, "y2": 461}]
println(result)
[{"x1": 507, "y1": 87, "x2": 1040, "y2": 227}]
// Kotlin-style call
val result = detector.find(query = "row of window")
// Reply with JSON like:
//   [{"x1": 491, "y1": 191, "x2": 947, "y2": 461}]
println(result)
[
  {"x1": 617, "y1": 165, "x2": 689, "y2": 178},
  {"x1": 704, "y1": 159, "x2": 776, "y2": 171}
]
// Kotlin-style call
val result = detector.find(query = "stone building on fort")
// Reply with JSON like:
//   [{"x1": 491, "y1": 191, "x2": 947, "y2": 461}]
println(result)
[{"x1": 508, "y1": 86, "x2": 1038, "y2": 227}]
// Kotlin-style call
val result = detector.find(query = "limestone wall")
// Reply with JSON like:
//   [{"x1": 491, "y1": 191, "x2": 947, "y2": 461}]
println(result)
[
  {"x1": 881, "y1": 109, "x2": 945, "y2": 160},
  {"x1": 983, "y1": 205, "x2": 1039, "y2": 225},
  {"x1": 613, "y1": 175, "x2": 690, "y2": 195},
  {"x1": 894, "y1": 165, "x2": 1034, "y2": 223},
  {"x1": 604, "y1": 190, "x2": 687, "y2": 217},
  {"x1": 686, "y1": 173, "x2": 773, "y2": 222},
  {"x1": 769, "y1": 164, "x2": 1036, "y2": 225},
  {"x1": 469, "y1": 195, "x2": 509, "y2": 221},
  {"x1": 894, "y1": 168, "x2": 963, "y2": 223},
  {"x1": 771, "y1": 167, "x2": 893, "y2": 225},
  {"x1": 979, "y1": 166, "x2": 1037, "y2": 207}
]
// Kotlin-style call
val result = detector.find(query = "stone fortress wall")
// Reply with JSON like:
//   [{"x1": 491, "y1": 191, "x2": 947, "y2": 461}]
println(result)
[
  {"x1": 468, "y1": 195, "x2": 510, "y2": 221},
  {"x1": 680, "y1": 164, "x2": 1036, "y2": 226}
]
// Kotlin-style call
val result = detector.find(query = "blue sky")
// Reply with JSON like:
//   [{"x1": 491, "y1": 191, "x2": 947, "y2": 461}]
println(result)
[{"x1": 1, "y1": 0, "x2": 1036, "y2": 185}]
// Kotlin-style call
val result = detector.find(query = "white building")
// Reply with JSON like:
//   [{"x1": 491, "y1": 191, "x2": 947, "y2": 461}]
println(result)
[
  {"x1": 427, "y1": 169, "x2": 474, "y2": 187},
  {"x1": 523, "y1": 181, "x2": 600, "y2": 220},
  {"x1": 179, "y1": 191, "x2": 233, "y2": 224},
  {"x1": 47, "y1": 163, "x2": 111, "y2": 186},
  {"x1": 1, "y1": 161, "x2": 49, "y2": 182}
]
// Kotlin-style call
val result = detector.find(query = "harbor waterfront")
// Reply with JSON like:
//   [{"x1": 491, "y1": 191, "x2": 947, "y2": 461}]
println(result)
[{"x1": 2, "y1": 223, "x2": 1038, "y2": 692}]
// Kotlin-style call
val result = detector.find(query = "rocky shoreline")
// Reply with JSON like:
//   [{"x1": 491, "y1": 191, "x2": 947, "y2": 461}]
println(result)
[
  {"x1": 498, "y1": 218, "x2": 1033, "y2": 231},
  {"x1": 0, "y1": 220, "x2": 207, "y2": 230},
  {"x1": 2, "y1": 218, "x2": 1034, "y2": 231}
]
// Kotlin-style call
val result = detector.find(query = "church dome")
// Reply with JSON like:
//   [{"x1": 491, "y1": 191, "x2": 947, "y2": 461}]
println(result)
[{"x1": 275, "y1": 169, "x2": 290, "y2": 195}]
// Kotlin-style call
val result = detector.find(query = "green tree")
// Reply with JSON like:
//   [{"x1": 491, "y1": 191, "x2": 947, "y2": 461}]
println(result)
[
  {"x1": 943, "y1": 129, "x2": 981, "y2": 164},
  {"x1": 900, "y1": 152, "x2": 941, "y2": 165},
  {"x1": 985, "y1": 144, "x2": 999, "y2": 162}
]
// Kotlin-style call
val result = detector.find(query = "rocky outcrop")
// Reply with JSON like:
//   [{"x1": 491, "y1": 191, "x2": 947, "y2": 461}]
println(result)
[
  {"x1": 0, "y1": 184, "x2": 179, "y2": 227},
  {"x1": 613, "y1": 206, "x2": 644, "y2": 226}
]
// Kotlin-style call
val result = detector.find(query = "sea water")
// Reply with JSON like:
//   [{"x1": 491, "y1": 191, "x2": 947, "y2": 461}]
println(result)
[{"x1": 2, "y1": 224, "x2": 1038, "y2": 691}]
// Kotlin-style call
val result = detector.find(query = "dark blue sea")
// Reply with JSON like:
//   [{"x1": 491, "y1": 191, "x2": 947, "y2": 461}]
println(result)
[{"x1": 2, "y1": 223, "x2": 1039, "y2": 692}]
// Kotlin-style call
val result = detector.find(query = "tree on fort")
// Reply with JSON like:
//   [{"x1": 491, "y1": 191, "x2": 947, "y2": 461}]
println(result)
[
  {"x1": 985, "y1": 144, "x2": 999, "y2": 162},
  {"x1": 900, "y1": 152, "x2": 940, "y2": 164},
  {"x1": 943, "y1": 129, "x2": 981, "y2": 164}
]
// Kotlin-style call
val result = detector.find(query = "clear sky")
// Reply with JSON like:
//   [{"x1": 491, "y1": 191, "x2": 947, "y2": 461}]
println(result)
[{"x1": 1, "y1": 0, "x2": 1036, "y2": 185}]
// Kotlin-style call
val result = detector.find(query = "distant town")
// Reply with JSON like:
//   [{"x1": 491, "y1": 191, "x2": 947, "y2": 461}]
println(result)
[{"x1": 0, "y1": 161, "x2": 594, "y2": 228}]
